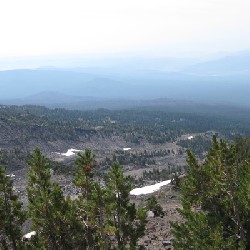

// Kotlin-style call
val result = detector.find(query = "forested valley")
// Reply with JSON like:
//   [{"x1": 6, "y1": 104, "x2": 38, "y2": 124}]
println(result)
[{"x1": 0, "y1": 104, "x2": 250, "y2": 249}]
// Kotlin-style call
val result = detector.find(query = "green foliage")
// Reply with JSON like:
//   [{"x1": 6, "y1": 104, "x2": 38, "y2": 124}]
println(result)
[
  {"x1": 105, "y1": 162, "x2": 147, "y2": 249},
  {"x1": 74, "y1": 148, "x2": 96, "y2": 200},
  {"x1": 27, "y1": 148, "x2": 86, "y2": 249},
  {"x1": 73, "y1": 148, "x2": 103, "y2": 249},
  {"x1": 86, "y1": 182, "x2": 111, "y2": 249},
  {"x1": 172, "y1": 210, "x2": 237, "y2": 250},
  {"x1": 73, "y1": 150, "x2": 147, "y2": 249},
  {"x1": 172, "y1": 136, "x2": 250, "y2": 249},
  {"x1": 234, "y1": 137, "x2": 250, "y2": 162},
  {"x1": 0, "y1": 167, "x2": 26, "y2": 250}
]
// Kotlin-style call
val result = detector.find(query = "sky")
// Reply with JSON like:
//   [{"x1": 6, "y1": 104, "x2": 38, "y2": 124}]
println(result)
[{"x1": 0, "y1": 0, "x2": 250, "y2": 60}]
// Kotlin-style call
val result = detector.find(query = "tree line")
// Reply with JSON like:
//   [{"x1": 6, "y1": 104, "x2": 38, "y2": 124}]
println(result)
[{"x1": 1, "y1": 104, "x2": 250, "y2": 151}]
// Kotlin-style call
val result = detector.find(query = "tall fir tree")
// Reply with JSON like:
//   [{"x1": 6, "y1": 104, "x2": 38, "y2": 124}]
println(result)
[
  {"x1": 105, "y1": 162, "x2": 147, "y2": 249},
  {"x1": 27, "y1": 148, "x2": 86, "y2": 250},
  {"x1": 74, "y1": 148, "x2": 96, "y2": 201},
  {"x1": 0, "y1": 166, "x2": 26, "y2": 250},
  {"x1": 172, "y1": 136, "x2": 250, "y2": 249},
  {"x1": 73, "y1": 148, "x2": 100, "y2": 249},
  {"x1": 87, "y1": 182, "x2": 112, "y2": 249}
]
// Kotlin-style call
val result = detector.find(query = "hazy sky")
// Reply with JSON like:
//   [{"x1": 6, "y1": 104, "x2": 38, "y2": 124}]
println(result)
[{"x1": 0, "y1": 0, "x2": 250, "y2": 59}]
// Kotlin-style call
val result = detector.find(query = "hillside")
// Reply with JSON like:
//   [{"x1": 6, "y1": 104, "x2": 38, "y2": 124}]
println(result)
[
  {"x1": 1, "y1": 104, "x2": 250, "y2": 249},
  {"x1": 1, "y1": 104, "x2": 250, "y2": 173}
]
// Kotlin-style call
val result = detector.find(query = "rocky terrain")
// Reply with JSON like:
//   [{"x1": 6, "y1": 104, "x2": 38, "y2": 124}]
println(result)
[{"x1": 135, "y1": 186, "x2": 182, "y2": 250}]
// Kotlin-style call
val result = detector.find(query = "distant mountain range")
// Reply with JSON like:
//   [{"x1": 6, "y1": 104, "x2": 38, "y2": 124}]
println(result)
[
  {"x1": 0, "y1": 51, "x2": 250, "y2": 107},
  {"x1": 184, "y1": 51, "x2": 250, "y2": 75}
]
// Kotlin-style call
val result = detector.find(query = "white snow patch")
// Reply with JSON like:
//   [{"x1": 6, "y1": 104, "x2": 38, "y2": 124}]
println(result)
[
  {"x1": 130, "y1": 180, "x2": 171, "y2": 196},
  {"x1": 6, "y1": 174, "x2": 15, "y2": 178},
  {"x1": 187, "y1": 136, "x2": 194, "y2": 140},
  {"x1": 22, "y1": 231, "x2": 36, "y2": 240},
  {"x1": 61, "y1": 148, "x2": 82, "y2": 157},
  {"x1": 123, "y1": 148, "x2": 131, "y2": 151}
]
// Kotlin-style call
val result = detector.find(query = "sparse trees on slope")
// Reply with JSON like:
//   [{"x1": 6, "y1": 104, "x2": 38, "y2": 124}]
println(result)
[
  {"x1": 0, "y1": 167, "x2": 26, "y2": 250},
  {"x1": 172, "y1": 136, "x2": 250, "y2": 249}
]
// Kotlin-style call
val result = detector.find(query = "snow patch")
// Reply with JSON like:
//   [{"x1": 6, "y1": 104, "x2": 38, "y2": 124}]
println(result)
[
  {"x1": 6, "y1": 174, "x2": 15, "y2": 178},
  {"x1": 61, "y1": 148, "x2": 82, "y2": 157},
  {"x1": 22, "y1": 231, "x2": 36, "y2": 241},
  {"x1": 187, "y1": 136, "x2": 194, "y2": 140},
  {"x1": 130, "y1": 180, "x2": 171, "y2": 196},
  {"x1": 123, "y1": 148, "x2": 131, "y2": 151}
]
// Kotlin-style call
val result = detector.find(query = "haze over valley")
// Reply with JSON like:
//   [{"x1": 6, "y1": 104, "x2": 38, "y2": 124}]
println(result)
[{"x1": 1, "y1": 51, "x2": 250, "y2": 108}]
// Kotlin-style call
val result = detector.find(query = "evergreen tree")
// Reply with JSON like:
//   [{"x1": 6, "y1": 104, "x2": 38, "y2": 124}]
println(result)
[
  {"x1": 87, "y1": 182, "x2": 112, "y2": 249},
  {"x1": 27, "y1": 148, "x2": 86, "y2": 249},
  {"x1": 0, "y1": 167, "x2": 26, "y2": 250},
  {"x1": 105, "y1": 162, "x2": 147, "y2": 249},
  {"x1": 172, "y1": 136, "x2": 250, "y2": 249},
  {"x1": 74, "y1": 148, "x2": 96, "y2": 201},
  {"x1": 73, "y1": 148, "x2": 100, "y2": 249},
  {"x1": 73, "y1": 149, "x2": 146, "y2": 249}
]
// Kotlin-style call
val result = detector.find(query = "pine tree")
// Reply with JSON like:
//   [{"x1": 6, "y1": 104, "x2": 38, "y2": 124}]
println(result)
[
  {"x1": 74, "y1": 148, "x2": 96, "y2": 201},
  {"x1": 0, "y1": 166, "x2": 26, "y2": 250},
  {"x1": 87, "y1": 182, "x2": 111, "y2": 249},
  {"x1": 73, "y1": 148, "x2": 100, "y2": 249},
  {"x1": 27, "y1": 148, "x2": 86, "y2": 249},
  {"x1": 172, "y1": 136, "x2": 250, "y2": 249},
  {"x1": 105, "y1": 162, "x2": 147, "y2": 249}
]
